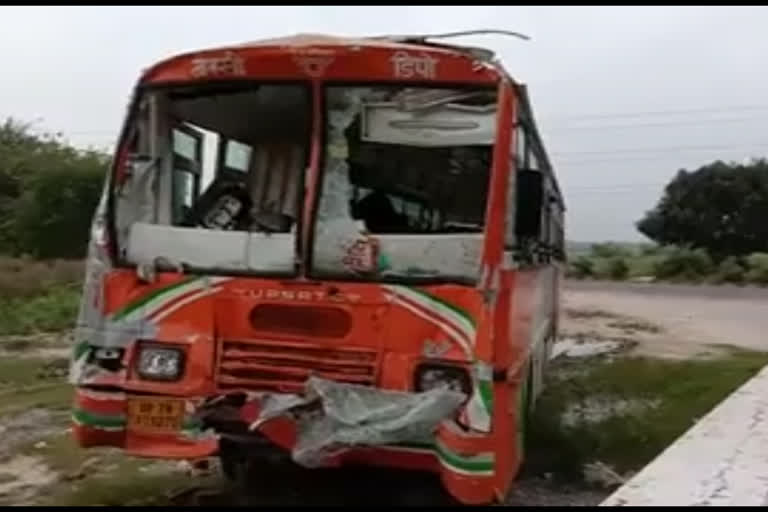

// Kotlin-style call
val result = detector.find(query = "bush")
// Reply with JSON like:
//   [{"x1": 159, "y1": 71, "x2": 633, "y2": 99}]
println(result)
[
  {"x1": 0, "y1": 118, "x2": 108, "y2": 260},
  {"x1": 745, "y1": 253, "x2": 768, "y2": 284},
  {"x1": 567, "y1": 255, "x2": 594, "y2": 279},
  {"x1": 593, "y1": 257, "x2": 629, "y2": 281},
  {"x1": 0, "y1": 285, "x2": 81, "y2": 335},
  {"x1": 0, "y1": 257, "x2": 83, "y2": 334},
  {"x1": 713, "y1": 256, "x2": 746, "y2": 284},
  {"x1": 12, "y1": 163, "x2": 104, "y2": 259},
  {"x1": 0, "y1": 257, "x2": 83, "y2": 298},
  {"x1": 652, "y1": 247, "x2": 714, "y2": 281},
  {"x1": 590, "y1": 242, "x2": 632, "y2": 260}
]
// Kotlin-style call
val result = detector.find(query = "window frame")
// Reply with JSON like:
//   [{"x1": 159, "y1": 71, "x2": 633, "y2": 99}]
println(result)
[
  {"x1": 308, "y1": 81, "x2": 499, "y2": 286},
  {"x1": 170, "y1": 123, "x2": 203, "y2": 225}
]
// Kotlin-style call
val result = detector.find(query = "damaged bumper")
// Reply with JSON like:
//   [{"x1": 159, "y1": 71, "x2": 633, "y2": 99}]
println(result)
[{"x1": 73, "y1": 377, "x2": 498, "y2": 504}]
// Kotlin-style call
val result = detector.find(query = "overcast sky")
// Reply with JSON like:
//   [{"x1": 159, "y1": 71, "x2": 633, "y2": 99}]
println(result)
[{"x1": 2, "y1": 6, "x2": 767, "y2": 242}]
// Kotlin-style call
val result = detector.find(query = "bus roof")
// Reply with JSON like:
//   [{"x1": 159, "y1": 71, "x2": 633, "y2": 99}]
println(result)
[
  {"x1": 169, "y1": 33, "x2": 497, "y2": 63},
  {"x1": 139, "y1": 33, "x2": 506, "y2": 86}
]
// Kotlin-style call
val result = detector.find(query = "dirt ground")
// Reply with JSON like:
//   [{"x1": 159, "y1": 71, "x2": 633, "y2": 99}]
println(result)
[
  {"x1": 562, "y1": 280, "x2": 768, "y2": 360},
  {"x1": 0, "y1": 280, "x2": 765, "y2": 506}
]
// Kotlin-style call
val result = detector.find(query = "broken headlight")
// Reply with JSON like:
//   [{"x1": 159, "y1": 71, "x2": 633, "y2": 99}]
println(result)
[
  {"x1": 414, "y1": 363, "x2": 472, "y2": 396},
  {"x1": 136, "y1": 344, "x2": 185, "y2": 381}
]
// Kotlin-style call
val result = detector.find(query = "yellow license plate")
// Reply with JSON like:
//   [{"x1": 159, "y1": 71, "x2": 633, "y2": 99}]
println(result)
[{"x1": 127, "y1": 397, "x2": 184, "y2": 433}]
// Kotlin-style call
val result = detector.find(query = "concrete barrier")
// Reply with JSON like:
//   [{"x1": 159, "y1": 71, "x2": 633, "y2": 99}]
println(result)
[{"x1": 601, "y1": 365, "x2": 768, "y2": 506}]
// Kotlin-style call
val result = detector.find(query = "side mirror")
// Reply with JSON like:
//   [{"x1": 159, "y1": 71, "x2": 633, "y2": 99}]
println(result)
[{"x1": 515, "y1": 169, "x2": 544, "y2": 239}]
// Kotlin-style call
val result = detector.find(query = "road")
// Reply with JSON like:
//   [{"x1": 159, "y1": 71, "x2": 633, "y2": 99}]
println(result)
[{"x1": 563, "y1": 280, "x2": 768, "y2": 358}]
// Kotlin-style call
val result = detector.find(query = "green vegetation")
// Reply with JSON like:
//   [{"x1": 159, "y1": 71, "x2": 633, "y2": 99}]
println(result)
[
  {"x1": 0, "y1": 257, "x2": 82, "y2": 335},
  {"x1": 568, "y1": 158, "x2": 768, "y2": 284},
  {"x1": 0, "y1": 118, "x2": 107, "y2": 259},
  {"x1": 527, "y1": 348, "x2": 768, "y2": 478},
  {"x1": 0, "y1": 358, "x2": 73, "y2": 414},
  {"x1": 567, "y1": 242, "x2": 768, "y2": 285},
  {"x1": 0, "y1": 285, "x2": 80, "y2": 336},
  {"x1": 32, "y1": 436, "x2": 199, "y2": 507},
  {"x1": 637, "y1": 159, "x2": 768, "y2": 259}
]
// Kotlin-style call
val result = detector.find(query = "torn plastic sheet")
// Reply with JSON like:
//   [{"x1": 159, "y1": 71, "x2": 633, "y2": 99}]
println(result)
[{"x1": 250, "y1": 377, "x2": 466, "y2": 468}]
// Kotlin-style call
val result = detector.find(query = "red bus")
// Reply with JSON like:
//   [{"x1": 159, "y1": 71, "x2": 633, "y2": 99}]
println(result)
[{"x1": 69, "y1": 33, "x2": 565, "y2": 505}]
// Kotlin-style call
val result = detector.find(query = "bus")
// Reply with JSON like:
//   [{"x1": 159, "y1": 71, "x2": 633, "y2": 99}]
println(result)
[{"x1": 69, "y1": 32, "x2": 565, "y2": 505}]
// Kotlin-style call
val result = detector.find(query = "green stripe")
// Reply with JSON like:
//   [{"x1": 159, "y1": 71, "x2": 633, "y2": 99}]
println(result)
[
  {"x1": 73, "y1": 341, "x2": 90, "y2": 361},
  {"x1": 112, "y1": 277, "x2": 198, "y2": 321},
  {"x1": 478, "y1": 380, "x2": 493, "y2": 415},
  {"x1": 435, "y1": 441, "x2": 494, "y2": 473},
  {"x1": 395, "y1": 441, "x2": 434, "y2": 451},
  {"x1": 72, "y1": 409, "x2": 126, "y2": 429},
  {"x1": 391, "y1": 441, "x2": 494, "y2": 474},
  {"x1": 406, "y1": 287, "x2": 476, "y2": 327},
  {"x1": 182, "y1": 418, "x2": 203, "y2": 432}
]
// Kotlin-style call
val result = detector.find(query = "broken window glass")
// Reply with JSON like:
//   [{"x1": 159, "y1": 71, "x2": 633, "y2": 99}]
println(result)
[
  {"x1": 117, "y1": 84, "x2": 311, "y2": 275},
  {"x1": 312, "y1": 85, "x2": 498, "y2": 283}
]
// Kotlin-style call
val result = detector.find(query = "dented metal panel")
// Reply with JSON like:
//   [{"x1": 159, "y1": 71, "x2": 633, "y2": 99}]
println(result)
[{"x1": 250, "y1": 376, "x2": 466, "y2": 468}]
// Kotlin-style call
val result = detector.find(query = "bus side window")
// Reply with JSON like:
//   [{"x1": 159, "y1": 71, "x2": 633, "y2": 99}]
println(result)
[
  {"x1": 515, "y1": 169, "x2": 544, "y2": 241},
  {"x1": 171, "y1": 126, "x2": 203, "y2": 225},
  {"x1": 505, "y1": 123, "x2": 527, "y2": 248}
]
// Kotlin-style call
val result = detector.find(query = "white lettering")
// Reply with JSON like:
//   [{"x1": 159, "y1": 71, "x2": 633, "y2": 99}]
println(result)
[
  {"x1": 390, "y1": 51, "x2": 438, "y2": 79},
  {"x1": 190, "y1": 52, "x2": 246, "y2": 78}
]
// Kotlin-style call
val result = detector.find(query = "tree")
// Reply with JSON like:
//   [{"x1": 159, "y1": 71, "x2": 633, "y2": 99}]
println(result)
[
  {"x1": 0, "y1": 118, "x2": 109, "y2": 259},
  {"x1": 637, "y1": 159, "x2": 768, "y2": 258}
]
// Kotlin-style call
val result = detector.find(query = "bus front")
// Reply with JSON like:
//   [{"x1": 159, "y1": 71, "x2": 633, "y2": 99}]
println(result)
[{"x1": 70, "y1": 36, "x2": 511, "y2": 504}]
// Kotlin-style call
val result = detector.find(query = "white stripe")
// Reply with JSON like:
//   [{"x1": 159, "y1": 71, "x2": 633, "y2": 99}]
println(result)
[
  {"x1": 465, "y1": 394, "x2": 492, "y2": 432},
  {"x1": 151, "y1": 286, "x2": 224, "y2": 322},
  {"x1": 115, "y1": 279, "x2": 206, "y2": 324},
  {"x1": 388, "y1": 295, "x2": 472, "y2": 358},
  {"x1": 390, "y1": 285, "x2": 476, "y2": 337},
  {"x1": 438, "y1": 460, "x2": 494, "y2": 477},
  {"x1": 114, "y1": 276, "x2": 233, "y2": 324},
  {"x1": 72, "y1": 417, "x2": 125, "y2": 432},
  {"x1": 385, "y1": 286, "x2": 476, "y2": 343},
  {"x1": 77, "y1": 389, "x2": 127, "y2": 401}
]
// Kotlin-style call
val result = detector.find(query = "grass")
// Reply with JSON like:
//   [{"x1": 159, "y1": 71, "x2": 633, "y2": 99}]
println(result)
[
  {"x1": 0, "y1": 257, "x2": 82, "y2": 336},
  {"x1": 0, "y1": 358, "x2": 73, "y2": 414},
  {"x1": 47, "y1": 466, "x2": 188, "y2": 506},
  {"x1": 527, "y1": 347, "x2": 768, "y2": 479},
  {"x1": 0, "y1": 285, "x2": 80, "y2": 335},
  {"x1": 15, "y1": 431, "x2": 201, "y2": 506},
  {"x1": 0, "y1": 257, "x2": 83, "y2": 298}
]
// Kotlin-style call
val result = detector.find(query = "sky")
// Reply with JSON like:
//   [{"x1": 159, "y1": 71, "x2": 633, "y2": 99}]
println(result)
[{"x1": 1, "y1": 5, "x2": 767, "y2": 242}]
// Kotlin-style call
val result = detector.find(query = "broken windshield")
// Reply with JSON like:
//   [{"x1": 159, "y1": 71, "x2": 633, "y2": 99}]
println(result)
[
  {"x1": 113, "y1": 83, "x2": 311, "y2": 275},
  {"x1": 311, "y1": 85, "x2": 498, "y2": 283}
]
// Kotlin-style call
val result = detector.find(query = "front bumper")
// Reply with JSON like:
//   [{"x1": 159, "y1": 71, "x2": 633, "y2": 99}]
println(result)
[{"x1": 72, "y1": 381, "x2": 498, "y2": 504}]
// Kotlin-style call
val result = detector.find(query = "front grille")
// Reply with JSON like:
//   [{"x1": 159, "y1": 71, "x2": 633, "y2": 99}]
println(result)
[{"x1": 217, "y1": 339, "x2": 378, "y2": 393}]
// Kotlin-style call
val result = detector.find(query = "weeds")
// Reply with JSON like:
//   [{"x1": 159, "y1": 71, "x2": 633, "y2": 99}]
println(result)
[
  {"x1": 0, "y1": 285, "x2": 80, "y2": 335},
  {"x1": 527, "y1": 348, "x2": 768, "y2": 479},
  {"x1": 0, "y1": 257, "x2": 83, "y2": 298}
]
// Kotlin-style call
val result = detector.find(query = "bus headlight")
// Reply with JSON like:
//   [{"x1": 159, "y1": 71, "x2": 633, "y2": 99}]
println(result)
[
  {"x1": 136, "y1": 344, "x2": 184, "y2": 381},
  {"x1": 414, "y1": 363, "x2": 472, "y2": 396}
]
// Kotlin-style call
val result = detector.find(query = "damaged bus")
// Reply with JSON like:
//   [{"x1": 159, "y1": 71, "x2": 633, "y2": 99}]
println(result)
[{"x1": 70, "y1": 33, "x2": 565, "y2": 505}]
